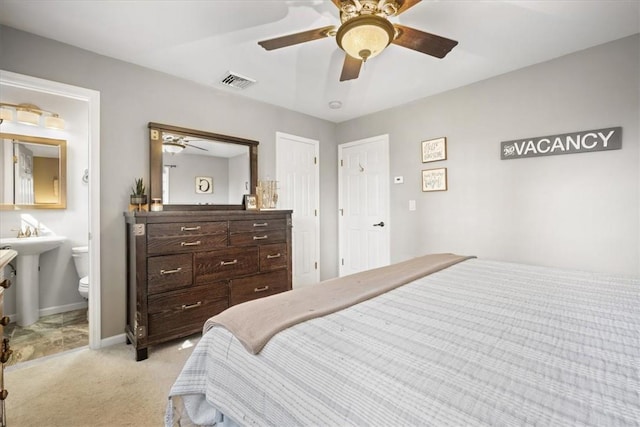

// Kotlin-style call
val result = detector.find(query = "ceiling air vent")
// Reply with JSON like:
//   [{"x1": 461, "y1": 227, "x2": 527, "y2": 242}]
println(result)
[{"x1": 220, "y1": 71, "x2": 256, "y2": 90}]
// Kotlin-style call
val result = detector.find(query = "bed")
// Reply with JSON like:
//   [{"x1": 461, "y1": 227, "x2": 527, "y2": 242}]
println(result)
[{"x1": 166, "y1": 253, "x2": 639, "y2": 426}]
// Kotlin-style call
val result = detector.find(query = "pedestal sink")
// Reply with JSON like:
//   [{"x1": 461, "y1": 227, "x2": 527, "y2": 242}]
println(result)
[{"x1": 0, "y1": 235, "x2": 66, "y2": 326}]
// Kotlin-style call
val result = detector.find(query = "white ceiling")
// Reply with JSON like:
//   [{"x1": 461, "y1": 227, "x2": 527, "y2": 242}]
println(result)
[{"x1": 1, "y1": 1, "x2": 638, "y2": 123}]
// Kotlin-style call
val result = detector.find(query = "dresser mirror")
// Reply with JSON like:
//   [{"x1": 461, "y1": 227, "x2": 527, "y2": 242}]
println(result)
[
  {"x1": 0, "y1": 133, "x2": 67, "y2": 209},
  {"x1": 149, "y1": 123, "x2": 258, "y2": 210}
]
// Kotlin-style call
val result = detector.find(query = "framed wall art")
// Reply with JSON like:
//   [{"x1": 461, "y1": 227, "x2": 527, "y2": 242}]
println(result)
[
  {"x1": 422, "y1": 167, "x2": 447, "y2": 192},
  {"x1": 244, "y1": 194, "x2": 258, "y2": 210},
  {"x1": 421, "y1": 137, "x2": 447, "y2": 163}
]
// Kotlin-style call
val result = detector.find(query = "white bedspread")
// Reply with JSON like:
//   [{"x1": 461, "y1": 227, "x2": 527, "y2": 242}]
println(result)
[{"x1": 166, "y1": 259, "x2": 639, "y2": 426}]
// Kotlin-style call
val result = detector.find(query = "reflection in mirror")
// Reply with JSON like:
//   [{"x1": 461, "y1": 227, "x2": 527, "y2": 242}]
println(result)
[
  {"x1": 149, "y1": 123, "x2": 258, "y2": 210},
  {"x1": 0, "y1": 133, "x2": 67, "y2": 209}
]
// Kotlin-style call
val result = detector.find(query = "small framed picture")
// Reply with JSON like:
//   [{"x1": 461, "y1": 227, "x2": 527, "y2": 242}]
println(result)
[
  {"x1": 195, "y1": 176, "x2": 213, "y2": 194},
  {"x1": 421, "y1": 137, "x2": 447, "y2": 163},
  {"x1": 244, "y1": 194, "x2": 258, "y2": 210},
  {"x1": 422, "y1": 168, "x2": 447, "y2": 192}
]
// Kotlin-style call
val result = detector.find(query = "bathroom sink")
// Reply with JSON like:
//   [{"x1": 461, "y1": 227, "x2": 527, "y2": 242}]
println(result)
[
  {"x1": 0, "y1": 235, "x2": 66, "y2": 326},
  {"x1": 0, "y1": 235, "x2": 66, "y2": 255}
]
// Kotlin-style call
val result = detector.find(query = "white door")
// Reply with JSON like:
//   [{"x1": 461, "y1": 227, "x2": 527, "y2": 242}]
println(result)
[
  {"x1": 276, "y1": 132, "x2": 320, "y2": 287},
  {"x1": 338, "y1": 135, "x2": 390, "y2": 277}
]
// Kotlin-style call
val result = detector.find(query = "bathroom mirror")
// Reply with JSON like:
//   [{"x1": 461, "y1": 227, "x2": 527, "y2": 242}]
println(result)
[
  {"x1": 0, "y1": 133, "x2": 67, "y2": 209},
  {"x1": 149, "y1": 123, "x2": 258, "y2": 210}
]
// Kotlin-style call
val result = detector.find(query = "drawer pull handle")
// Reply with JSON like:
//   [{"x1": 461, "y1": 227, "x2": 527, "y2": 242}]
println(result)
[
  {"x1": 0, "y1": 279, "x2": 11, "y2": 289},
  {"x1": 160, "y1": 268, "x2": 182, "y2": 275},
  {"x1": 181, "y1": 301, "x2": 202, "y2": 310},
  {"x1": 0, "y1": 349, "x2": 12, "y2": 364},
  {"x1": 181, "y1": 226, "x2": 201, "y2": 231},
  {"x1": 181, "y1": 241, "x2": 201, "y2": 247},
  {"x1": 253, "y1": 222, "x2": 268, "y2": 227},
  {"x1": 254, "y1": 286, "x2": 270, "y2": 293},
  {"x1": 253, "y1": 235, "x2": 268, "y2": 240},
  {"x1": 220, "y1": 259, "x2": 238, "y2": 266},
  {"x1": 266, "y1": 253, "x2": 282, "y2": 259}
]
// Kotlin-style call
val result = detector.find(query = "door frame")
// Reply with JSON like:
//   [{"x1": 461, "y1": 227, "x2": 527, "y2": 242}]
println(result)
[
  {"x1": 1, "y1": 70, "x2": 102, "y2": 349},
  {"x1": 275, "y1": 131, "x2": 320, "y2": 285},
  {"x1": 338, "y1": 134, "x2": 390, "y2": 276}
]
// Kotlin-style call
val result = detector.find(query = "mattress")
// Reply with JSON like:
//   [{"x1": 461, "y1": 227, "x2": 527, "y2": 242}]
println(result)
[{"x1": 166, "y1": 258, "x2": 639, "y2": 426}]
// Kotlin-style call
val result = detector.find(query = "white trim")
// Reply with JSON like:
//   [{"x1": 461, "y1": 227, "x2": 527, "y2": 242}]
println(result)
[
  {"x1": 100, "y1": 333, "x2": 126, "y2": 348},
  {"x1": 0, "y1": 70, "x2": 102, "y2": 349},
  {"x1": 39, "y1": 301, "x2": 88, "y2": 317}
]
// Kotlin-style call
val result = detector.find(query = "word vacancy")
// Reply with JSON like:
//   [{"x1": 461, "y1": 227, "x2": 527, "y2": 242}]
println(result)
[{"x1": 501, "y1": 127, "x2": 621, "y2": 160}]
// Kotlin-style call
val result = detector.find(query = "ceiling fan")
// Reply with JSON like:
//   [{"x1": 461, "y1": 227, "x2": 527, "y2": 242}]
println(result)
[
  {"x1": 162, "y1": 135, "x2": 209, "y2": 154},
  {"x1": 258, "y1": 0, "x2": 458, "y2": 81}
]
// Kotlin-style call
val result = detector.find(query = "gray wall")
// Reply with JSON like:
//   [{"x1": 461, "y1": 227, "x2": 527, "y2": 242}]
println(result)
[
  {"x1": 337, "y1": 34, "x2": 639, "y2": 276},
  {"x1": 0, "y1": 25, "x2": 339, "y2": 339}
]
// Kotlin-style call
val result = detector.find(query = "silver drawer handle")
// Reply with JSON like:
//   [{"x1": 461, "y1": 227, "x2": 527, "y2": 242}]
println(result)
[
  {"x1": 253, "y1": 235, "x2": 268, "y2": 240},
  {"x1": 160, "y1": 268, "x2": 182, "y2": 275},
  {"x1": 181, "y1": 301, "x2": 202, "y2": 310},
  {"x1": 220, "y1": 259, "x2": 238, "y2": 266},
  {"x1": 181, "y1": 226, "x2": 201, "y2": 231},
  {"x1": 253, "y1": 222, "x2": 268, "y2": 227},
  {"x1": 181, "y1": 241, "x2": 201, "y2": 246},
  {"x1": 266, "y1": 253, "x2": 281, "y2": 259},
  {"x1": 254, "y1": 286, "x2": 270, "y2": 293}
]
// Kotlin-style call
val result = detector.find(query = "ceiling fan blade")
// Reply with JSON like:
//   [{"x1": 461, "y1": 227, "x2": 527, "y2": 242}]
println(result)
[
  {"x1": 340, "y1": 54, "x2": 362, "y2": 81},
  {"x1": 392, "y1": 24, "x2": 458, "y2": 58},
  {"x1": 184, "y1": 143, "x2": 208, "y2": 151},
  {"x1": 258, "y1": 26, "x2": 336, "y2": 51},
  {"x1": 396, "y1": 0, "x2": 421, "y2": 15}
]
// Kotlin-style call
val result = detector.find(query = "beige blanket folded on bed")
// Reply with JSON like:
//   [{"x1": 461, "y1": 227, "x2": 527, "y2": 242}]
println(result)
[{"x1": 204, "y1": 253, "x2": 474, "y2": 354}]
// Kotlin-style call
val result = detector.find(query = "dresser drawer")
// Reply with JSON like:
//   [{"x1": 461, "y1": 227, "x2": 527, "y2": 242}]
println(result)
[
  {"x1": 259, "y1": 243, "x2": 287, "y2": 271},
  {"x1": 147, "y1": 282, "x2": 228, "y2": 338},
  {"x1": 230, "y1": 269, "x2": 289, "y2": 306},
  {"x1": 147, "y1": 254, "x2": 193, "y2": 295},
  {"x1": 147, "y1": 234, "x2": 228, "y2": 255},
  {"x1": 195, "y1": 247, "x2": 259, "y2": 284},
  {"x1": 230, "y1": 219, "x2": 286, "y2": 233},
  {"x1": 148, "y1": 221, "x2": 228, "y2": 237},
  {"x1": 230, "y1": 229, "x2": 286, "y2": 246}
]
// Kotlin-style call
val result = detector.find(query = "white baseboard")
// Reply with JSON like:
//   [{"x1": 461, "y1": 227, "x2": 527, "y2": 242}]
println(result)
[
  {"x1": 40, "y1": 301, "x2": 88, "y2": 317},
  {"x1": 100, "y1": 333, "x2": 126, "y2": 348},
  {"x1": 6, "y1": 301, "x2": 89, "y2": 323}
]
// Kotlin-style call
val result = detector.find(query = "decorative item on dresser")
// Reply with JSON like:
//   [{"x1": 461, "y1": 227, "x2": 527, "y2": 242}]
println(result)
[{"x1": 124, "y1": 210, "x2": 292, "y2": 361}]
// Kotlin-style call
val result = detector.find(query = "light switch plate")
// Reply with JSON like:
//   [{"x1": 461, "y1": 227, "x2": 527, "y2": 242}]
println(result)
[{"x1": 394, "y1": 176, "x2": 404, "y2": 184}]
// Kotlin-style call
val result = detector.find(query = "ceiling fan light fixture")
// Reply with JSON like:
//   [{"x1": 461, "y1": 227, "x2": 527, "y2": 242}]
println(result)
[
  {"x1": 162, "y1": 141, "x2": 185, "y2": 154},
  {"x1": 336, "y1": 15, "x2": 395, "y2": 62}
]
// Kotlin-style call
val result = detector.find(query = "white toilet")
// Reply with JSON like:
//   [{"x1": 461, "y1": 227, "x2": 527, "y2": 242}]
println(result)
[{"x1": 72, "y1": 246, "x2": 89, "y2": 299}]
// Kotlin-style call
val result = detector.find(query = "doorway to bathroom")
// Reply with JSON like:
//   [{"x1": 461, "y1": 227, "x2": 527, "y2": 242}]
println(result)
[{"x1": 0, "y1": 70, "x2": 101, "y2": 365}]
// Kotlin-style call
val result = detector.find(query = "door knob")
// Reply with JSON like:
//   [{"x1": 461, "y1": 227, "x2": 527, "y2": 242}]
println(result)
[{"x1": 373, "y1": 221, "x2": 385, "y2": 227}]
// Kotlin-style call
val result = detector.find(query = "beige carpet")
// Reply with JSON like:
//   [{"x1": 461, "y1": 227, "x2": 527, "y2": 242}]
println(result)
[{"x1": 5, "y1": 334, "x2": 200, "y2": 426}]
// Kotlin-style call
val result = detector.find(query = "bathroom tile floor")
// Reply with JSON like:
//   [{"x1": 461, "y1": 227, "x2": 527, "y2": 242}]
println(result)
[{"x1": 4, "y1": 309, "x2": 89, "y2": 366}]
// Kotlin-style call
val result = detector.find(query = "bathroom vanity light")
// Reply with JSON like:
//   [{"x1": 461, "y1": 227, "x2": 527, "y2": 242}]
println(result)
[{"x1": 0, "y1": 102, "x2": 65, "y2": 130}]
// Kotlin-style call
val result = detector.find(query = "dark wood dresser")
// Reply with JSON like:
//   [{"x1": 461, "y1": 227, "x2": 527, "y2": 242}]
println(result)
[
  {"x1": 124, "y1": 210, "x2": 292, "y2": 361},
  {"x1": 0, "y1": 249, "x2": 16, "y2": 426}
]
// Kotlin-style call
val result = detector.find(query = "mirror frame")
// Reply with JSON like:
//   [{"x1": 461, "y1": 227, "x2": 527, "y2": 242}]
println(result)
[
  {"x1": 0, "y1": 132, "x2": 67, "y2": 210},
  {"x1": 148, "y1": 122, "x2": 258, "y2": 210}
]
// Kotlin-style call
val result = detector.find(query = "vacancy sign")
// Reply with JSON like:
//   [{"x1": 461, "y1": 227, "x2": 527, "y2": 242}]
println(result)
[{"x1": 501, "y1": 127, "x2": 622, "y2": 160}]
